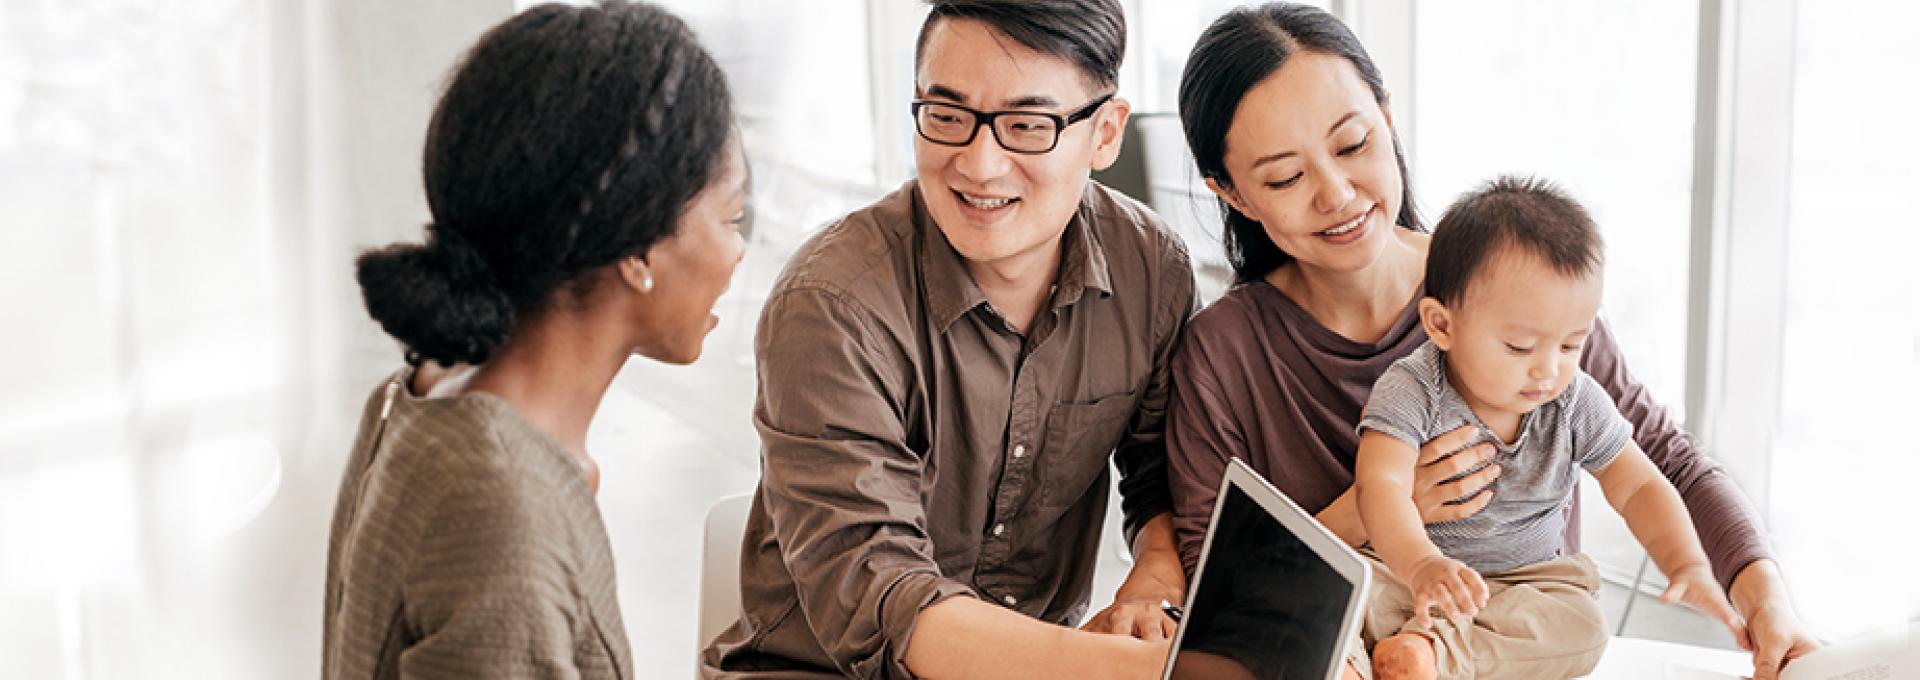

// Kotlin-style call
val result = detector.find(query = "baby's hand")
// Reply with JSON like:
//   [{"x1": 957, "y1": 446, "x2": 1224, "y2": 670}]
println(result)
[
  {"x1": 1661, "y1": 562, "x2": 1749, "y2": 648},
  {"x1": 1405, "y1": 555, "x2": 1489, "y2": 629}
]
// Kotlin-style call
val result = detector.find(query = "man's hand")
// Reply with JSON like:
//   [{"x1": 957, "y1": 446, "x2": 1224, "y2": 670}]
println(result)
[
  {"x1": 1085, "y1": 513, "x2": 1186, "y2": 640},
  {"x1": 1081, "y1": 594, "x2": 1178, "y2": 640}
]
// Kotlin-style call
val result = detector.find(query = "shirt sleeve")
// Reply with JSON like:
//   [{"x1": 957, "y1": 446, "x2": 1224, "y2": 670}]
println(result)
[
  {"x1": 1581, "y1": 318, "x2": 1773, "y2": 590},
  {"x1": 1112, "y1": 242, "x2": 1199, "y2": 547},
  {"x1": 1564, "y1": 371, "x2": 1633, "y2": 473},
  {"x1": 754, "y1": 286, "x2": 976, "y2": 680},
  {"x1": 1356, "y1": 357, "x2": 1435, "y2": 450}
]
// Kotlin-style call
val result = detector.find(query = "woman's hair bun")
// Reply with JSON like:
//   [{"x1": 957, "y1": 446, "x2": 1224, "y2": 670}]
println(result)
[{"x1": 354, "y1": 227, "x2": 514, "y2": 366}]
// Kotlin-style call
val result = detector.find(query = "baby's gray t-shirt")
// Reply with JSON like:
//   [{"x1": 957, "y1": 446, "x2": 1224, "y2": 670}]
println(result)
[{"x1": 1358, "y1": 341, "x2": 1633, "y2": 574}]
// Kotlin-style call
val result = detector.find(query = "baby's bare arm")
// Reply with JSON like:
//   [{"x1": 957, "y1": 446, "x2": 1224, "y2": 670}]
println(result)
[
  {"x1": 1355, "y1": 430, "x2": 1443, "y2": 576},
  {"x1": 1358, "y1": 430, "x2": 1488, "y2": 623},
  {"x1": 1596, "y1": 441, "x2": 1747, "y2": 638},
  {"x1": 1595, "y1": 441, "x2": 1710, "y2": 574}
]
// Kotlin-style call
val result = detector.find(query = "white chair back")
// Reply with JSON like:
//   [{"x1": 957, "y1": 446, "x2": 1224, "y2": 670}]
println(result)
[{"x1": 697, "y1": 492, "x2": 754, "y2": 657}]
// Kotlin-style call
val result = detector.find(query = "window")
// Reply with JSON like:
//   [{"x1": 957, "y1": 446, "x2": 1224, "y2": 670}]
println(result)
[
  {"x1": 1411, "y1": 1, "x2": 1699, "y2": 420},
  {"x1": 1767, "y1": 1, "x2": 1920, "y2": 638},
  {"x1": 1407, "y1": 1, "x2": 1701, "y2": 585}
]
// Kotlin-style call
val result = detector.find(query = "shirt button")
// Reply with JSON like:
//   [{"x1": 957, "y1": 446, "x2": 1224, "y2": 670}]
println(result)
[
  {"x1": 1003, "y1": 595, "x2": 1018, "y2": 607},
  {"x1": 992, "y1": 523, "x2": 1006, "y2": 537},
  {"x1": 1012, "y1": 444, "x2": 1026, "y2": 459}
]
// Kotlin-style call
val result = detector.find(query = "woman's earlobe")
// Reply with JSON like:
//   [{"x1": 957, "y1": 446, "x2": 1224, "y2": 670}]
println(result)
[{"x1": 619, "y1": 256, "x2": 654, "y2": 293}]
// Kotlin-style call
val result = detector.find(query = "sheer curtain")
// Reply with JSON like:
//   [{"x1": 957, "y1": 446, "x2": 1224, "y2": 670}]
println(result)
[
  {"x1": 1765, "y1": 1, "x2": 1920, "y2": 639},
  {"x1": 0, "y1": 1, "x2": 511, "y2": 676}
]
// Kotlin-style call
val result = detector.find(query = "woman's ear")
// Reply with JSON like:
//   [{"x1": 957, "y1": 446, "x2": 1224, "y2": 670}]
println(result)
[
  {"x1": 617, "y1": 255, "x2": 654, "y2": 294},
  {"x1": 1381, "y1": 90, "x2": 1396, "y2": 130},
  {"x1": 1203, "y1": 176, "x2": 1256, "y2": 221},
  {"x1": 1418, "y1": 297, "x2": 1454, "y2": 350},
  {"x1": 1090, "y1": 97, "x2": 1133, "y2": 171}
]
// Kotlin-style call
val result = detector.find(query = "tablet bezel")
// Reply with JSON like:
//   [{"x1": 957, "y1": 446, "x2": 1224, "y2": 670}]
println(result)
[{"x1": 1160, "y1": 457, "x2": 1375, "y2": 680}]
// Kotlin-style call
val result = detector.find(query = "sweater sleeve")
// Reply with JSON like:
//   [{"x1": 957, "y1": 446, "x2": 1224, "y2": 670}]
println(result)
[{"x1": 1581, "y1": 318, "x2": 1773, "y2": 590}]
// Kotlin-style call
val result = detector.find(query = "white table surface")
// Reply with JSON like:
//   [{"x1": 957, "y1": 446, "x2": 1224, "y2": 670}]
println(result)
[{"x1": 1584, "y1": 636, "x2": 1752, "y2": 679}]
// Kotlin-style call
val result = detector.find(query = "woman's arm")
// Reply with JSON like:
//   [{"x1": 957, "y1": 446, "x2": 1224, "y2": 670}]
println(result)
[
  {"x1": 1164, "y1": 340, "x2": 1248, "y2": 573},
  {"x1": 1727, "y1": 560, "x2": 1820, "y2": 680}
]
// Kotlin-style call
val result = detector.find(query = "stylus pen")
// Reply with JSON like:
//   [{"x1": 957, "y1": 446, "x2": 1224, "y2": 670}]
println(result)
[{"x1": 1159, "y1": 600, "x2": 1183, "y2": 623}]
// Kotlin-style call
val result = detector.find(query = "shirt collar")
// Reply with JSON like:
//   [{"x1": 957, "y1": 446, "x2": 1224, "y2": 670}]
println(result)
[
  {"x1": 913, "y1": 181, "x2": 1114, "y2": 333},
  {"x1": 913, "y1": 184, "x2": 989, "y2": 332},
  {"x1": 1054, "y1": 184, "x2": 1114, "y2": 306}
]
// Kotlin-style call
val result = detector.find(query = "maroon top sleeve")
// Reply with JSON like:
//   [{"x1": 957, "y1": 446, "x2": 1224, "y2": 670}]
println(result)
[{"x1": 1165, "y1": 324, "x2": 1243, "y2": 574}]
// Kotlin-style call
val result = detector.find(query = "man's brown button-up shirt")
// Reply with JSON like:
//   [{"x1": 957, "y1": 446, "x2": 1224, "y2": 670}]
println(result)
[{"x1": 702, "y1": 179, "x2": 1195, "y2": 679}]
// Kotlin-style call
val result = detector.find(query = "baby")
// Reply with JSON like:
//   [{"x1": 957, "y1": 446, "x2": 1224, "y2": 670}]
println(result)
[{"x1": 1351, "y1": 176, "x2": 1746, "y2": 680}]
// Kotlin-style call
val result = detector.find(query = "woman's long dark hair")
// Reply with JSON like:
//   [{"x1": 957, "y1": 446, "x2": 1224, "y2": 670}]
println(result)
[
  {"x1": 1178, "y1": 3, "x2": 1422, "y2": 283},
  {"x1": 355, "y1": 1, "x2": 733, "y2": 366}
]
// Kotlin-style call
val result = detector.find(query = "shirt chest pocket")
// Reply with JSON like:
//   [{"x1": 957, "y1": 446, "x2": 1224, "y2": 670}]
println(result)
[{"x1": 1032, "y1": 389, "x2": 1141, "y2": 511}]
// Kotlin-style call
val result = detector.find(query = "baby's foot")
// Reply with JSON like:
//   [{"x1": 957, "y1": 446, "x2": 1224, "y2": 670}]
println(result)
[{"x1": 1372, "y1": 633, "x2": 1437, "y2": 680}]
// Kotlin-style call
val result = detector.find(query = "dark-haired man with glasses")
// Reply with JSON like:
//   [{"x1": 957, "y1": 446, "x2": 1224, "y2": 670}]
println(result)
[{"x1": 703, "y1": 1, "x2": 1195, "y2": 679}]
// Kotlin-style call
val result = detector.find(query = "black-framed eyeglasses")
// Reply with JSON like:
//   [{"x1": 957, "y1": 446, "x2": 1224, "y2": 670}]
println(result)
[{"x1": 910, "y1": 93, "x2": 1114, "y2": 154}]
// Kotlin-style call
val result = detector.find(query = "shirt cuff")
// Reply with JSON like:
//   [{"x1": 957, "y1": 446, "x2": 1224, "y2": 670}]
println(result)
[{"x1": 869, "y1": 570, "x2": 976, "y2": 680}]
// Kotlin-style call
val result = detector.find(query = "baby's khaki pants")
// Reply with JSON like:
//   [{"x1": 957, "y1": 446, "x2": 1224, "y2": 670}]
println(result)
[{"x1": 1347, "y1": 551, "x2": 1608, "y2": 680}]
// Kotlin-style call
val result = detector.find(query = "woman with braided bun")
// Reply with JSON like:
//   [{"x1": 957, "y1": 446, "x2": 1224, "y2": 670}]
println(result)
[{"x1": 322, "y1": 2, "x2": 747, "y2": 677}]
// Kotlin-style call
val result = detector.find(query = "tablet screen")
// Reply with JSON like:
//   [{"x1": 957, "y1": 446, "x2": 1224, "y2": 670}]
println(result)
[{"x1": 1167, "y1": 483, "x2": 1359, "y2": 680}]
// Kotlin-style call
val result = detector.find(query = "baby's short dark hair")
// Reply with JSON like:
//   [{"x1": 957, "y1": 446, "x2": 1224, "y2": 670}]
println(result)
[{"x1": 1425, "y1": 175, "x2": 1604, "y2": 307}]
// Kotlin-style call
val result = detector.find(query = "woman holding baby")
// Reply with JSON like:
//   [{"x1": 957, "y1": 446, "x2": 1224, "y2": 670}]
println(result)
[{"x1": 1162, "y1": 4, "x2": 1819, "y2": 680}]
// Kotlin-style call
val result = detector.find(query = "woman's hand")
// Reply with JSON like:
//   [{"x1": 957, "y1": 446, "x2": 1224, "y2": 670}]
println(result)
[
  {"x1": 1412, "y1": 425, "x2": 1501, "y2": 524},
  {"x1": 1405, "y1": 555, "x2": 1488, "y2": 628},
  {"x1": 1729, "y1": 560, "x2": 1821, "y2": 680},
  {"x1": 1319, "y1": 426, "x2": 1502, "y2": 548}
]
